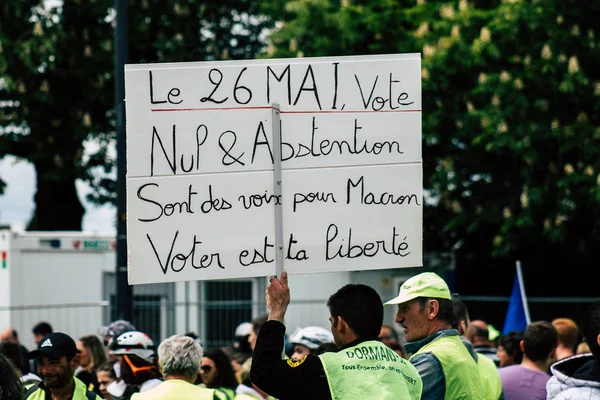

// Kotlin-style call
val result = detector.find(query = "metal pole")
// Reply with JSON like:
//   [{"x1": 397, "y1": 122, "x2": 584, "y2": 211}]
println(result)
[
  {"x1": 271, "y1": 104, "x2": 284, "y2": 278},
  {"x1": 115, "y1": 0, "x2": 132, "y2": 322}
]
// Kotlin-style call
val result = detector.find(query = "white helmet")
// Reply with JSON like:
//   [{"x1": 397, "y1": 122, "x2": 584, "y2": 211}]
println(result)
[
  {"x1": 109, "y1": 331, "x2": 155, "y2": 363},
  {"x1": 235, "y1": 322, "x2": 252, "y2": 337},
  {"x1": 289, "y1": 326, "x2": 333, "y2": 350}
]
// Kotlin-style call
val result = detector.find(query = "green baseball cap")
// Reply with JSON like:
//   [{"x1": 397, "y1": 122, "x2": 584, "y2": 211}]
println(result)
[{"x1": 385, "y1": 272, "x2": 451, "y2": 305}]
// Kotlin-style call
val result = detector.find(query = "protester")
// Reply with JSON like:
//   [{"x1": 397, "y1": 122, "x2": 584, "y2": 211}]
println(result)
[
  {"x1": 0, "y1": 352, "x2": 23, "y2": 400},
  {"x1": 236, "y1": 314, "x2": 269, "y2": 398},
  {"x1": 551, "y1": 318, "x2": 579, "y2": 360},
  {"x1": 288, "y1": 326, "x2": 334, "y2": 359},
  {"x1": 0, "y1": 341, "x2": 41, "y2": 385},
  {"x1": 25, "y1": 332, "x2": 101, "y2": 399},
  {"x1": 452, "y1": 295, "x2": 504, "y2": 400},
  {"x1": 496, "y1": 332, "x2": 524, "y2": 367},
  {"x1": 546, "y1": 299, "x2": 600, "y2": 398},
  {"x1": 200, "y1": 348, "x2": 239, "y2": 399},
  {"x1": 498, "y1": 321, "x2": 557, "y2": 400},
  {"x1": 76, "y1": 335, "x2": 107, "y2": 393},
  {"x1": 1, "y1": 328, "x2": 31, "y2": 375},
  {"x1": 31, "y1": 322, "x2": 54, "y2": 376},
  {"x1": 32, "y1": 322, "x2": 53, "y2": 347},
  {"x1": 130, "y1": 334, "x2": 224, "y2": 399},
  {"x1": 108, "y1": 331, "x2": 162, "y2": 399},
  {"x1": 251, "y1": 272, "x2": 422, "y2": 400},
  {"x1": 468, "y1": 320, "x2": 501, "y2": 366},
  {"x1": 385, "y1": 272, "x2": 482, "y2": 399},
  {"x1": 96, "y1": 361, "x2": 117, "y2": 400},
  {"x1": 233, "y1": 322, "x2": 253, "y2": 357},
  {"x1": 379, "y1": 324, "x2": 407, "y2": 357}
]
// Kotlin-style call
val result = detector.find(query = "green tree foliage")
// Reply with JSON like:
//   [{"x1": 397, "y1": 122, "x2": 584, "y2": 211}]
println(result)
[
  {"x1": 263, "y1": 0, "x2": 600, "y2": 267},
  {"x1": 0, "y1": 0, "x2": 271, "y2": 230},
  {"x1": 0, "y1": 0, "x2": 114, "y2": 230}
]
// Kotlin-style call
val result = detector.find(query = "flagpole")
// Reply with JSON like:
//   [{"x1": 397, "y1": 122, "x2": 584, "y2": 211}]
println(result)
[{"x1": 515, "y1": 260, "x2": 531, "y2": 324}]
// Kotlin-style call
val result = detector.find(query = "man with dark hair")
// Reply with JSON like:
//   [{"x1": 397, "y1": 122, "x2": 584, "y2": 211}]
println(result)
[
  {"x1": 32, "y1": 322, "x2": 53, "y2": 347},
  {"x1": 497, "y1": 332, "x2": 524, "y2": 367},
  {"x1": 25, "y1": 332, "x2": 101, "y2": 400},
  {"x1": 251, "y1": 272, "x2": 422, "y2": 399},
  {"x1": 498, "y1": 321, "x2": 557, "y2": 400},
  {"x1": 468, "y1": 320, "x2": 501, "y2": 366},
  {"x1": 385, "y1": 272, "x2": 482, "y2": 400},
  {"x1": 547, "y1": 300, "x2": 600, "y2": 398},
  {"x1": 452, "y1": 295, "x2": 504, "y2": 400},
  {"x1": 31, "y1": 322, "x2": 53, "y2": 376},
  {"x1": 1, "y1": 328, "x2": 31, "y2": 375}
]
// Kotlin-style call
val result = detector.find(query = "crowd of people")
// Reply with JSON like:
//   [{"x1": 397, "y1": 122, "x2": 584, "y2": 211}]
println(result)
[{"x1": 1, "y1": 271, "x2": 599, "y2": 399}]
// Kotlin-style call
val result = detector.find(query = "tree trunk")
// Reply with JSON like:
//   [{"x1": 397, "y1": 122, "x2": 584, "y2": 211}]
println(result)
[{"x1": 27, "y1": 161, "x2": 85, "y2": 231}]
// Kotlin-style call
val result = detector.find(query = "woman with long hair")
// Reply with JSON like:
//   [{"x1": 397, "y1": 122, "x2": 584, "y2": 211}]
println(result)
[
  {"x1": 0, "y1": 353, "x2": 22, "y2": 400},
  {"x1": 200, "y1": 348, "x2": 239, "y2": 400},
  {"x1": 76, "y1": 334, "x2": 107, "y2": 393}
]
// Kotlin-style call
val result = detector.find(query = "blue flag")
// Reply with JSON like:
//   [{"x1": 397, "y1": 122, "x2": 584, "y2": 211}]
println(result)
[{"x1": 503, "y1": 261, "x2": 531, "y2": 334}]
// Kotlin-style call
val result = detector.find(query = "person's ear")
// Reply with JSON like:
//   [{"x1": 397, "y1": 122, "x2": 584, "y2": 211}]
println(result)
[
  {"x1": 332, "y1": 316, "x2": 341, "y2": 329},
  {"x1": 459, "y1": 320, "x2": 468, "y2": 336},
  {"x1": 519, "y1": 340, "x2": 525, "y2": 352},
  {"x1": 337, "y1": 317, "x2": 349, "y2": 334},
  {"x1": 427, "y1": 299, "x2": 439, "y2": 320},
  {"x1": 71, "y1": 353, "x2": 81, "y2": 369}
]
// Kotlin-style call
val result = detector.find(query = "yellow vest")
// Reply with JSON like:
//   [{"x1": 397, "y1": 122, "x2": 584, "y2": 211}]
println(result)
[
  {"x1": 216, "y1": 386, "x2": 236, "y2": 400},
  {"x1": 477, "y1": 354, "x2": 503, "y2": 400},
  {"x1": 26, "y1": 377, "x2": 101, "y2": 400},
  {"x1": 410, "y1": 335, "x2": 483, "y2": 400},
  {"x1": 319, "y1": 340, "x2": 422, "y2": 400},
  {"x1": 130, "y1": 379, "x2": 219, "y2": 400}
]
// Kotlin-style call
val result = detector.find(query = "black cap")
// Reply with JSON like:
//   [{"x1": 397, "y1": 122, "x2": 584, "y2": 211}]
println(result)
[{"x1": 28, "y1": 332, "x2": 78, "y2": 359}]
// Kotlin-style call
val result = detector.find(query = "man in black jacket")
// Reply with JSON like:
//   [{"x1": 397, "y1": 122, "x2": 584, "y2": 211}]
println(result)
[{"x1": 250, "y1": 272, "x2": 422, "y2": 400}]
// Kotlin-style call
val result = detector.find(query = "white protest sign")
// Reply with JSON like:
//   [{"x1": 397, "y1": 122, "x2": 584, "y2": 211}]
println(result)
[{"x1": 125, "y1": 54, "x2": 422, "y2": 285}]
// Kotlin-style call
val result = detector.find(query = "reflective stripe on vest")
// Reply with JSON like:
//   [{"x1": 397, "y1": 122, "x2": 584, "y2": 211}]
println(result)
[
  {"x1": 319, "y1": 340, "x2": 422, "y2": 400},
  {"x1": 477, "y1": 354, "x2": 502, "y2": 400},
  {"x1": 410, "y1": 335, "x2": 483, "y2": 400}
]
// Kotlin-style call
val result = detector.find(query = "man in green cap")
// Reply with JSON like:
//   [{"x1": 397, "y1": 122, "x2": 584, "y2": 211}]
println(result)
[{"x1": 385, "y1": 272, "x2": 483, "y2": 400}]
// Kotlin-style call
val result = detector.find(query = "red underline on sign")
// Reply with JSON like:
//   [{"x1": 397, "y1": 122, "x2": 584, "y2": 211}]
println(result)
[
  {"x1": 151, "y1": 106, "x2": 272, "y2": 112},
  {"x1": 151, "y1": 106, "x2": 422, "y2": 114}
]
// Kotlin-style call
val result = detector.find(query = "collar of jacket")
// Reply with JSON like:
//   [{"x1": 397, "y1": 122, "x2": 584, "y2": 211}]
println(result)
[{"x1": 404, "y1": 329, "x2": 459, "y2": 356}]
